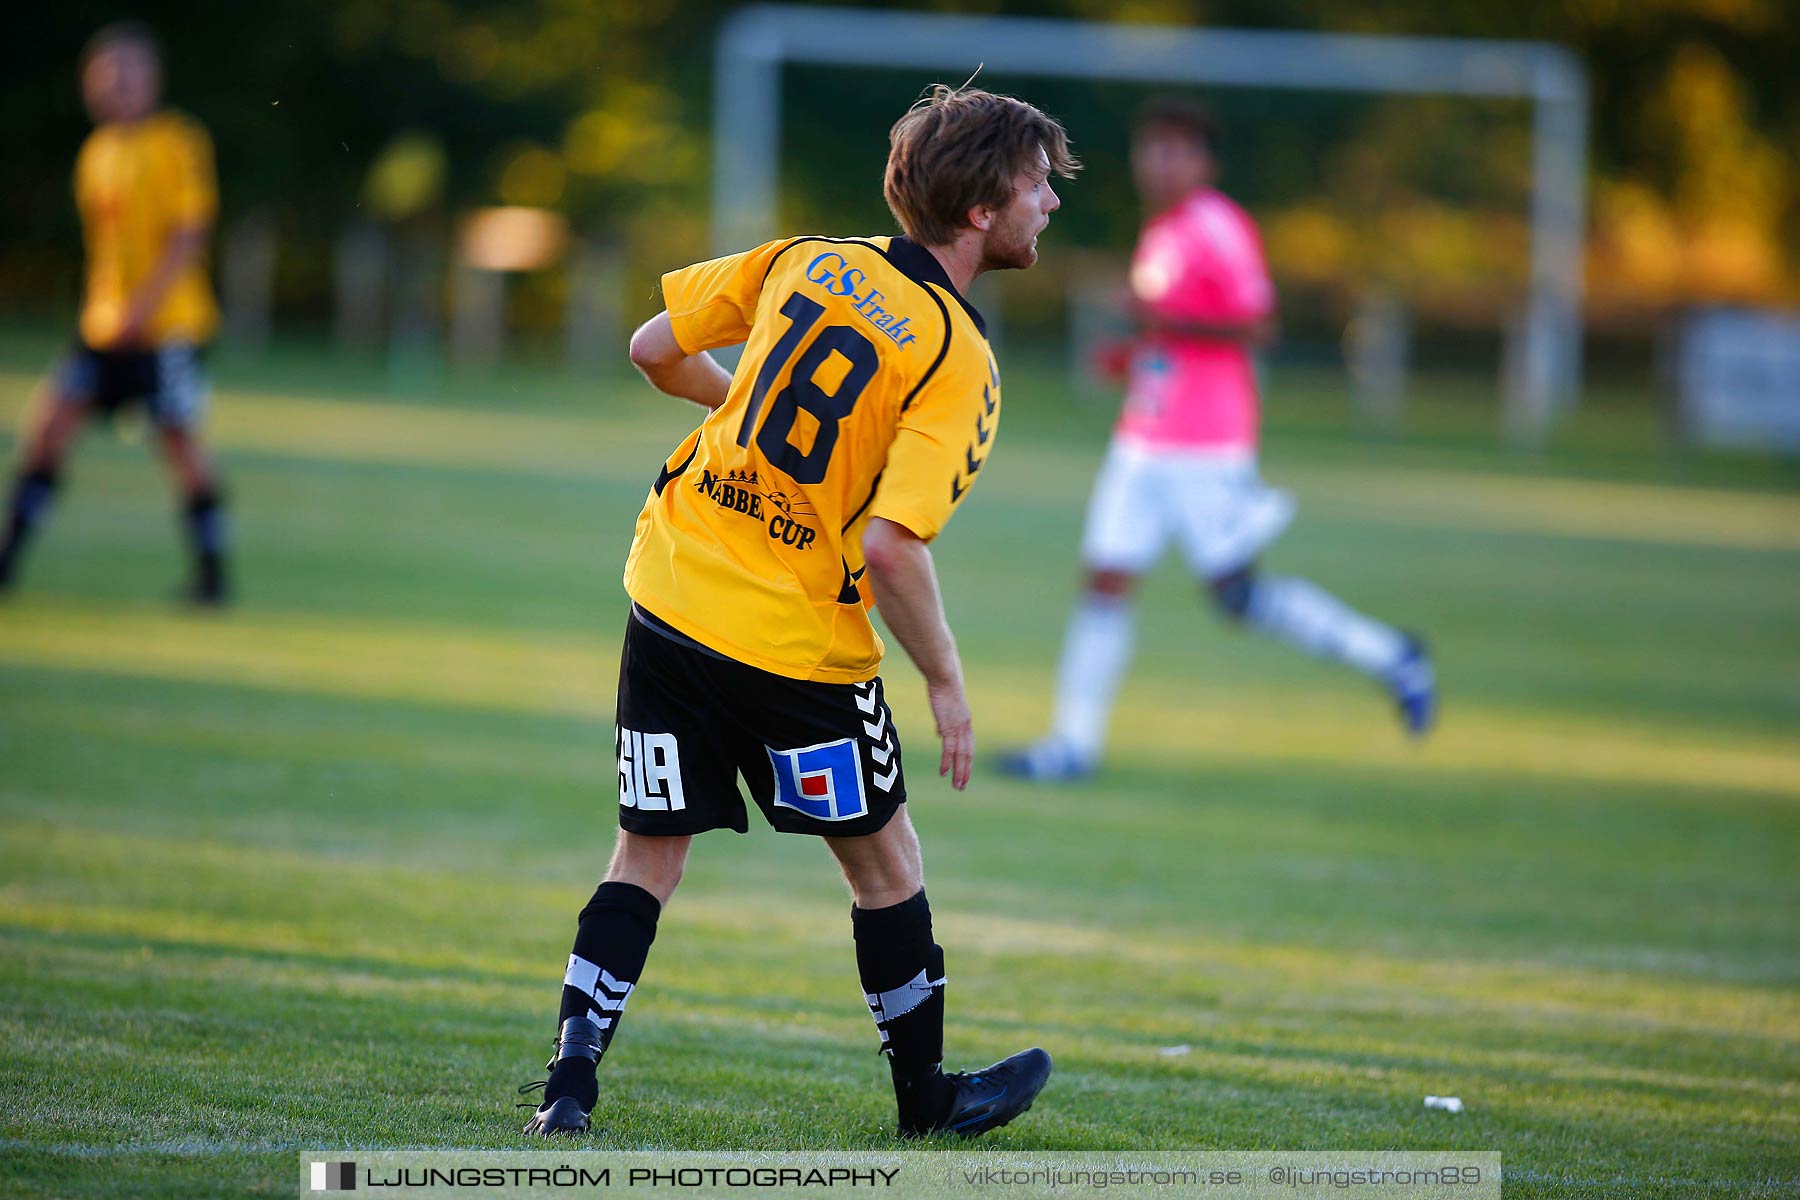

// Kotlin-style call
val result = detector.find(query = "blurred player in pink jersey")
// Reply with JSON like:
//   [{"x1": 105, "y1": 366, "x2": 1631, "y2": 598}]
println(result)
[{"x1": 1001, "y1": 98, "x2": 1436, "y2": 782}]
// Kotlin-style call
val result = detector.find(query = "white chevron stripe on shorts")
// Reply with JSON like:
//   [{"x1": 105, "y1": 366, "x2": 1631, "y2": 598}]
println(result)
[
  {"x1": 853, "y1": 681, "x2": 899, "y2": 791},
  {"x1": 854, "y1": 681, "x2": 881, "y2": 715}
]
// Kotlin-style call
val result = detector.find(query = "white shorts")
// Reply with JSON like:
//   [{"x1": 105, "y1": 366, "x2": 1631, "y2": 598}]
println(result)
[{"x1": 1079, "y1": 439, "x2": 1294, "y2": 578}]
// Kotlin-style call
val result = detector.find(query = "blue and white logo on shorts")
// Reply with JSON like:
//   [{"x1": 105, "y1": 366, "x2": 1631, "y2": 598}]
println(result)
[{"x1": 768, "y1": 737, "x2": 868, "y2": 822}]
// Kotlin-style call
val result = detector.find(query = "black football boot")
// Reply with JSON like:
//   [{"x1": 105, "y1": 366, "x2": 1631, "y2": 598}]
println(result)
[
  {"x1": 519, "y1": 1016, "x2": 604, "y2": 1136},
  {"x1": 897, "y1": 1047, "x2": 1052, "y2": 1138}
]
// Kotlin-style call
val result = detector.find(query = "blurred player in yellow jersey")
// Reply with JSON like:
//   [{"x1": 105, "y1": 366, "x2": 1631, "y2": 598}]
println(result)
[
  {"x1": 519, "y1": 86, "x2": 1077, "y2": 1140},
  {"x1": 0, "y1": 22, "x2": 230, "y2": 605}
]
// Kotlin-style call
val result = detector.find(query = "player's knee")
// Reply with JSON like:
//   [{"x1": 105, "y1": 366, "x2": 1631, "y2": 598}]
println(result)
[
  {"x1": 1210, "y1": 567, "x2": 1257, "y2": 622},
  {"x1": 24, "y1": 440, "x2": 64, "y2": 475},
  {"x1": 847, "y1": 868, "x2": 923, "y2": 912},
  {"x1": 160, "y1": 430, "x2": 212, "y2": 480},
  {"x1": 613, "y1": 862, "x2": 682, "y2": 908},
  {"x1": 1086, "y1": 568, "x2": 1136, "y2": 598},
  {"x1": 28, "y1": 410, "x2": 81, "y2": 467},
  {"x1": 607, "y1": 832, "x2": 688, "y2": 904},
  {"x1": 646, "y1": 854, "x2": 685, "y2": 901}
]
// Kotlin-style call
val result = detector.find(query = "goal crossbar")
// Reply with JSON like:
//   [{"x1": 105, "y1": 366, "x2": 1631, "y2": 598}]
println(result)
[{"x1": 713, "y1": 4, "x2": 1589, "y2": 434}]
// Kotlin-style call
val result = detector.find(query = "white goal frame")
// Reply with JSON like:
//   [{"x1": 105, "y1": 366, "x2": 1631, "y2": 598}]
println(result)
[{"x1": 712, "y1": 4, "x2": 1590, "y2": 440}]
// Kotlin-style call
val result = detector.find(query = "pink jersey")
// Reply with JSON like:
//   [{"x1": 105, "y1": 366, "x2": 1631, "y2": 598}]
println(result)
[{"x1": 1117, "y1": 188, "x2": 1274, "y2": 452}]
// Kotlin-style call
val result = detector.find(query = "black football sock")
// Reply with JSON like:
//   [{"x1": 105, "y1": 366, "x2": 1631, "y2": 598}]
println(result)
[
  {"x1": 0, "y1": 467, "x2": 60, "y2": 585},
  {"x1": 182, "y1": 486, "x2": 229, "y2": 599},
  {"x1": 546, "y1": 880, "x2": 661, "y2": 1109},
  {"x1": 853, "y1": 889, "x2": 953, "y2": 1126}
]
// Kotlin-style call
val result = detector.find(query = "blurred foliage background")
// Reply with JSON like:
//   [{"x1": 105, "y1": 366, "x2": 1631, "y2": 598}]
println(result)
[{"x1": 1, "y1": 0, "x2": 1795, "y2": 368}]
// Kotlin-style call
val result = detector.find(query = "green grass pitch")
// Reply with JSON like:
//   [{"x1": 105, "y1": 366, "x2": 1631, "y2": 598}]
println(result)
[{"x1": 0, "y1": 339, "x2": 1795, "y2": 1197}]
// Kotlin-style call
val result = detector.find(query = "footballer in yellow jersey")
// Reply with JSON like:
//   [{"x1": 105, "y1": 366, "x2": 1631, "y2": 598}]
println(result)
[
  {"x1": 522, "y1": 86, "x2": 1078, "y2": 1141},
  {"x1": 0, "y1": 23, "x2": 231, "y2": 604}
]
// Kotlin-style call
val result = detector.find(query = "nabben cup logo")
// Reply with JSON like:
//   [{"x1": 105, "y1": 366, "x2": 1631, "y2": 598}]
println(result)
[
  {"x1": 693, "y1": 468, "x2": 820, "y2": 550},
  {"x1": 310, "y1": 1161, "x2": 356, "y2": 1191}
]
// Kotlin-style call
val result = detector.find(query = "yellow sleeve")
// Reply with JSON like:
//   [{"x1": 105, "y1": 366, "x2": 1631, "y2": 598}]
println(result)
[
  {"x1": 660, "y1": 238, "x2": 797, "y2": 355},
  {"x1": 868, "y1": 354, "x2": 998, "y2": 543},
  {"x1": 164, "y1": 117, "x2": 218, "y2": 227}
]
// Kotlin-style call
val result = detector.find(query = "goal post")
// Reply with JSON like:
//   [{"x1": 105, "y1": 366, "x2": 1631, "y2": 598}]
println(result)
[{"x1": 711, "y1": 4, "x2": 1590, "y2": 443}]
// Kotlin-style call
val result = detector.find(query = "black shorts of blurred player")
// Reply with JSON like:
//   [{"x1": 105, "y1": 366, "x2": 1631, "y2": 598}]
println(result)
[{"x1": 0, "y1": 339, "x2": 229, "y2": 604}]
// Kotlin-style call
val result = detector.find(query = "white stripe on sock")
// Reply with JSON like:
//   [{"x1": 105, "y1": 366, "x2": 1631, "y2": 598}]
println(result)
[
  {"x1": 864, "y1": 970, "x2": 946, "y2": 1024},
  {"x1": 566, "y1": 954, "x2": 635, "y2": 1008}
]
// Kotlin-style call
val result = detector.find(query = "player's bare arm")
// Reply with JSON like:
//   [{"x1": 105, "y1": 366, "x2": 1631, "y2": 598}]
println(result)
[
  {"x1": 862, "y1": 516, "x2": 974, "y2": 791},
  {"x1": 114, "y1": 223, "x2": 208, "y2": 347},
  {"x1": 627, "y1": 312, "x2": 733, "y2": 411}
]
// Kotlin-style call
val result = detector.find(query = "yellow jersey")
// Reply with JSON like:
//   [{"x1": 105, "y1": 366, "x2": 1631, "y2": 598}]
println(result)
[
  {"x1": 623, "y1": 235, "x2": 1001, "y2": 683},
  {"x1": 74, "y1": 110, "x2": 220, "y2": 348}
]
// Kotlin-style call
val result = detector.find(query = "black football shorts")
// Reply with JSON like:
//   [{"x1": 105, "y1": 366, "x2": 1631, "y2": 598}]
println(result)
[
  {"x1": 56, "y1": 339, "x2": 210, "y2": 431},
  {"x1": 614, "y1": 605, "x2": 907, "y2": 837}
]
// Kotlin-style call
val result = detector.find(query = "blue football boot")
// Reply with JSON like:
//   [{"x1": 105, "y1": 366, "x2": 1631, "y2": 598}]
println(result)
[{"x1": 1387, "y1": 635, "x2": 1438, "y2": 737}]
